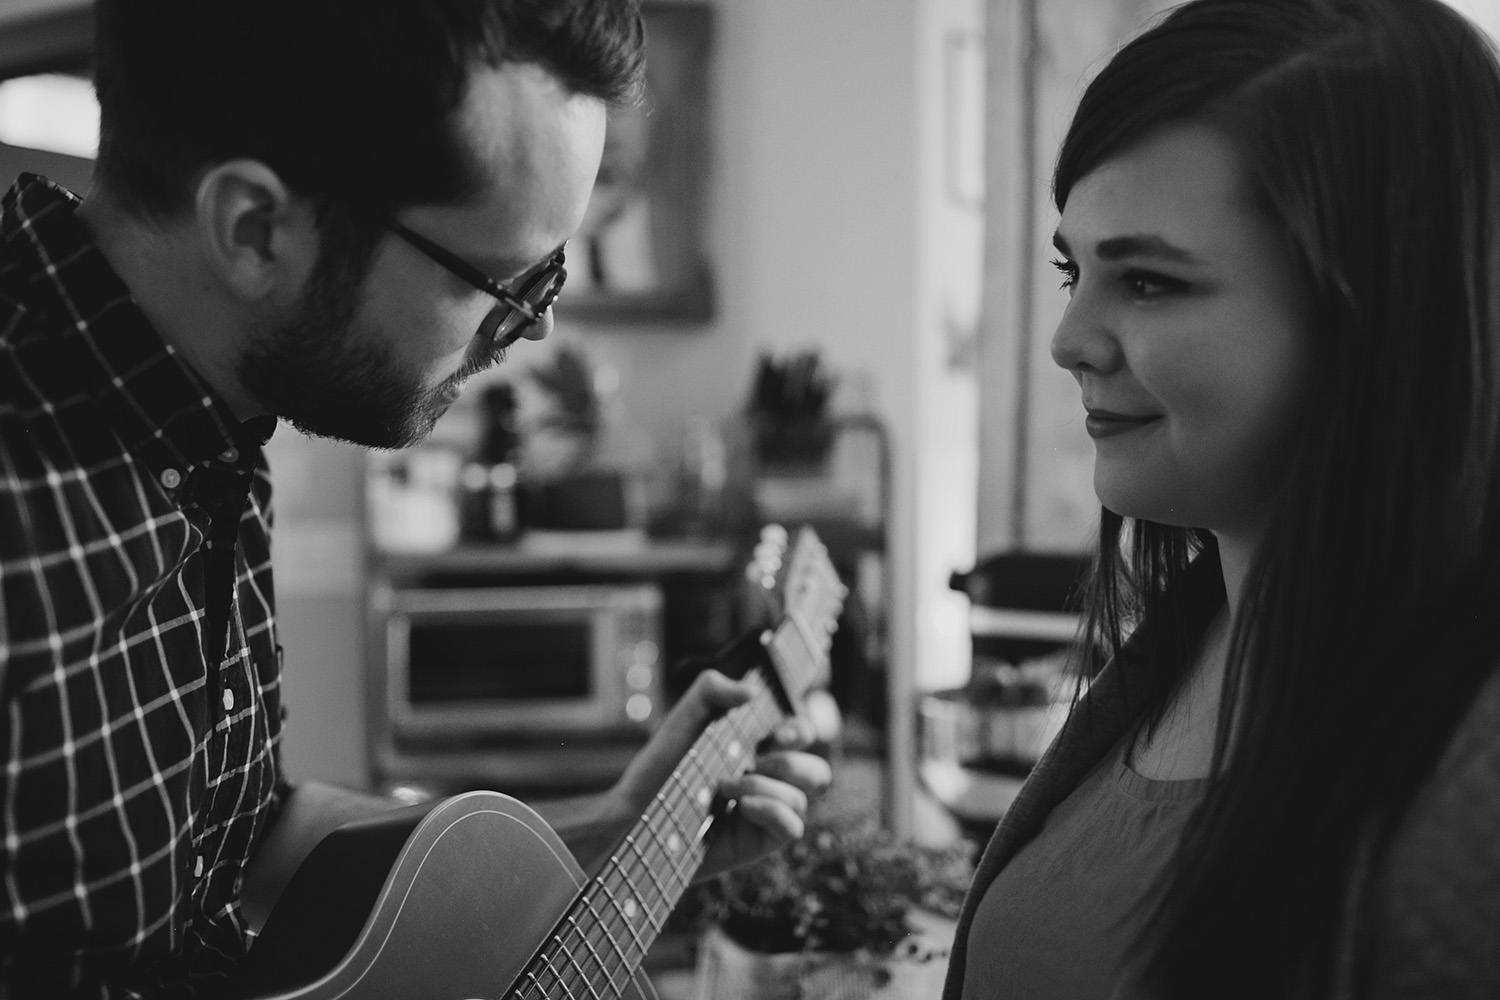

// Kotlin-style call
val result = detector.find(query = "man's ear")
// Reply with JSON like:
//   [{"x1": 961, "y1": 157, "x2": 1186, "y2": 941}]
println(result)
[{"x1": 192, "y1": 160, "x2": 319, "y2": 302}]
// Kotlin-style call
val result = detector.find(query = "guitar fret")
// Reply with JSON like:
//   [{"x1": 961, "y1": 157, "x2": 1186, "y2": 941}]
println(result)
[
  {"x1": 657, "y1": 791, "x2": 696, "y2": 881},
  {"x1": 596, "y1": 880, "x2": 651, "y2": 958},
  {"x1": 726, "y1": 709, "x2": 757, "y2": 752},
  {"x1": 623, "y1": 834, "x2": 673, "y2": 916},
  {"x1": 551, "y1": 937, "x2": 602, "y2": 1000},
  {"x1": 645, "y1": 793, "x2": 693, "y2": 888},
  {"x1": 579, "y1": 890, "x2": 638, "y2": 973},
  {"x1": 666, "y1": 770, "x2": 692, "y2": 817},
  {"x1": 666, "y1": 770, "x2": 700, "y2": 836},
  {"x1": 682, "y1": 752, "x2": 713, "y2": 811},
  {"x1": 609, "y1": 853, "x2": 664, "y2": 934},
  {"x1": 564, "y1": 915, "x2": 624, "y2": 997},
  {"x1": 705, "y1": 721, "x2": 741, "y2": 775},
  {"x1": 682, "y1": 746, "x2": 716, "y2": 809},
  {"x1": 528, "y1": 956, "x2": 575, "y2": 1000},
  {"x1": 666, "y1": 796, "x2": 704, "y2": 882}
]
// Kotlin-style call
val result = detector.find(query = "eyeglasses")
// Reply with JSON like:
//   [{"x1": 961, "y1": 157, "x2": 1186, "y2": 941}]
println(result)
[{"x1": 387, "y1": 221, "x2": 567, "y2": 348}]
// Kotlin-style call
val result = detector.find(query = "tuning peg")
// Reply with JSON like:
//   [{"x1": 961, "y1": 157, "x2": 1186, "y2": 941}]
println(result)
[{"x1": 760, "y1": 523, "x2": 789, "y2": 547}]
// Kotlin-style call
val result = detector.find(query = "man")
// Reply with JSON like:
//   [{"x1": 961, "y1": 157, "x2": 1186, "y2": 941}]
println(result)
[{"x1": 0, "y1": 1, "x2": 830, "y2": 995}]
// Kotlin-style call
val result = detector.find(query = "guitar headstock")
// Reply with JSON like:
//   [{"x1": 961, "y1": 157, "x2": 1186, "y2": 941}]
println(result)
[
  {"x1": 744, "y1": 523, "x2": 792, "y2": 623},
  {"x1": 758, "y1": 526, "x2": 847, "y2": 702}
]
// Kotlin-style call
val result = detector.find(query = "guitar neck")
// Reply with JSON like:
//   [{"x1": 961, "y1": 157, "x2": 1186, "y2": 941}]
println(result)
[{"x1": 509, "y1": 668, "x2": 787, "y2": 999}]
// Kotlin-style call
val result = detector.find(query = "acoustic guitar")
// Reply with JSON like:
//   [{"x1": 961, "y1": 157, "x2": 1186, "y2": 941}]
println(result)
[{"x1": 234, "y1": 527, "x2": 845, "y2": 1000}]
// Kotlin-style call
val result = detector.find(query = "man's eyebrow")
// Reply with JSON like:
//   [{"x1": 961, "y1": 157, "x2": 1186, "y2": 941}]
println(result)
[{"x1": 1051, "y1": 230, "x2": 1202, "y2": 265}]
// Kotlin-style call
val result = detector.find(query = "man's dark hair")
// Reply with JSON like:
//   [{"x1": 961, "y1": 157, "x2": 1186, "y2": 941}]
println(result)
[{"x1": 91, "y1": 0, "x2": 645, "y2": 220}]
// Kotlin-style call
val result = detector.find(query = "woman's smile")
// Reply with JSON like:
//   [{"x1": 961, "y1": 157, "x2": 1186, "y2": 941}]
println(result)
[{"x1": 1085, "y1": 407, "x2": 1162, "y2": 438}]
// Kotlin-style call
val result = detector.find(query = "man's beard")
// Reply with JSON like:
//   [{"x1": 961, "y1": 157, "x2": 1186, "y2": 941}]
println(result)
[{"x1": 238, "y1": 259, "x2": 467, "y2": 450}]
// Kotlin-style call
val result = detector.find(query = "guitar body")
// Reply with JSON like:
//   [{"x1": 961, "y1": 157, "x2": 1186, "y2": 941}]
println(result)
[
  {"x1": 235, "y1": 792, "x2": 655, "y2": 1000},
  {"x1": 234, "y1": 527, "x2": 843, "y2": 1000}
]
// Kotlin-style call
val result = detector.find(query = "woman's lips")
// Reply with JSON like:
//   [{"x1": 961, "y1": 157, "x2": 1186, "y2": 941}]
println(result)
[{"x1": 1084, "y1": 408, "x2": 1161, "y2": 439}]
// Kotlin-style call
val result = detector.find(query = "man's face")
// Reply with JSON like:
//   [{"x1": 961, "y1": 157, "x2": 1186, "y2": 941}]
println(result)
[{"x1": 240, "y1": 62, "x2": 607, "y2": 448}]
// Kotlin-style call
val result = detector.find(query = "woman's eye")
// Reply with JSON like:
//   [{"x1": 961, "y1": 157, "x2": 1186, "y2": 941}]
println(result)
[
  {"x1": 1123, "y1": 269, "x2": 1186, "y2": 298},
  {"x1": 1049, "y1": 257, "x2": 1078, "y2": 291}
]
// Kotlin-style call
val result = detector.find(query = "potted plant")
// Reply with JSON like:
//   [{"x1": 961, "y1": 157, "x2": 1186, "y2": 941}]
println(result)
[
  {"x1": 677, "y1": 821, "x2": 972, "y2": 1000},
  {"x1": 746, "y1": 349, "x2": 837, "y2": 473}
]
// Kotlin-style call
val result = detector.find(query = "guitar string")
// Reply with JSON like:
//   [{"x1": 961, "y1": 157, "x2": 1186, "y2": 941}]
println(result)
[
  {"x1": 521, "y1": 667, "x2": 794, "y2": 999},
  {"x1": 548, "y1": 786, "x2": 705, "y2": 997},
  {"x1": 523, "y1": 725, "x2": 732, "y2": 999},
  {"x1": 541, "y1": 684, "x2": 783, "y2": 998},
  {"x1": 519, "y1": 561, "x2": 831, "y2": 997},
  {"x1": 515, "y1": 741, "x2": 722, "y2": 1000},
  {"x1": 540, "y1": 716, "x2": 780, "y2": 995}
]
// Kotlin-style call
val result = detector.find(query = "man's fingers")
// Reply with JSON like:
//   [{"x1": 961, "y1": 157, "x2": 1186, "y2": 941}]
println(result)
[
  {"x1": 672, "y1": 669, "x2": 752, "y2": 728},
  {"x1": 752, "y1": 750, "x2": 833, "y2": 799},
  {"x1": 766, "y1": 714, "x2": 816, "y2": 750},
  {"x1": 721, "y1": 774, "x2": 808, "y2": 841},
  {"x1": 722, "y1": 771, "x2": 810, "y2": 818}
]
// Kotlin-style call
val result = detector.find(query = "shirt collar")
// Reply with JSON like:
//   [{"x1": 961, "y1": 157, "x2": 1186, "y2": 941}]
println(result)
[{"x1": 1, "y1": 174, "x2": 275, "y2": 496}]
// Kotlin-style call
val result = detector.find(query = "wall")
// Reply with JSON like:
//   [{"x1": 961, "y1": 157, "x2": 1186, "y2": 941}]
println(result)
[
  {"x1": 913, "y1": 0, "x2": 984, "y2": 697},
  {"x1": 1444, "y1": 0, "x2": 1500, "y2": 39}
]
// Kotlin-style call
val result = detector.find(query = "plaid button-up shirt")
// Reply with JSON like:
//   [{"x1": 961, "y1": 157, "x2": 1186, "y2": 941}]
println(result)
[{"x1": 0, "y1": 175, "x2": 288, "y2": 997}]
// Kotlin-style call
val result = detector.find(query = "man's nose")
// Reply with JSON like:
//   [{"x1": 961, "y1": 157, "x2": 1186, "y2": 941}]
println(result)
[{"x1": 1050, "y1": 293, "x2": 1123, "y2": 374}]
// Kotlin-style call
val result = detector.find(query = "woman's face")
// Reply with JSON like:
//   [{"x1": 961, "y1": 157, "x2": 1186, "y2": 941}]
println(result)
[{"x1": 1050, "y1": 121, "x2": 1314, "y2": 540}]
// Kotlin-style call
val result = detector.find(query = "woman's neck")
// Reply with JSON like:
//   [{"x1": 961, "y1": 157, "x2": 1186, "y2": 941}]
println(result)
[
  {"x1": 1128, "y1": 528, "x2": 1259, "y2": 781},
  {"x1": 1129, "y1": 604, "x2": 1230, "y2": 780},
  {"x1": 1215, "y1": 527, "x2": 1263, "y2": 632}
]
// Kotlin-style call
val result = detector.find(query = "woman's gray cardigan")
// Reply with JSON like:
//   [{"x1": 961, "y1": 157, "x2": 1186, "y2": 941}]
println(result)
[{"x1": 939, "y1": 627, "x2": 1500, "y2": 999}]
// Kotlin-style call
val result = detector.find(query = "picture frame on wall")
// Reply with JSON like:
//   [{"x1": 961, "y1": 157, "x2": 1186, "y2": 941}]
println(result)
[{"x1": 557, "y1": 2, "x2": 715, "y2": 324}]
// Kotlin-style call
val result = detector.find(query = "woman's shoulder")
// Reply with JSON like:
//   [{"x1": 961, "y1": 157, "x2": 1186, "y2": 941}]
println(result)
[
  {"x1": 1409, "y1": 661, "x2": 1500, "y2": 813},
  {"x1": 1366, "y1": 663, "x2": 1500, "y2": 997}
]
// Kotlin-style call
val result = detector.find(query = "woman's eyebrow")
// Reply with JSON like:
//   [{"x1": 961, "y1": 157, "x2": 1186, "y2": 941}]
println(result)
[{"x1": 1052, "y1": 229, "x2": 1202, "y2": 264}]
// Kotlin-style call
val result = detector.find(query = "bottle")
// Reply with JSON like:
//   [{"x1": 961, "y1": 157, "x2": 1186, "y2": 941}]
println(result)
[
  {"x1": 458, "y1": 461, "x2": 492, "y2": 542},
  {"x1": 486, "y1": 462, "x2": 520, "y2": 541},
  {"x1": 477, "y1": 384, "x2": 521, "y2": 466},
  {"x1": 475, "y1": 383, "x2": 522, "y2": 542}
]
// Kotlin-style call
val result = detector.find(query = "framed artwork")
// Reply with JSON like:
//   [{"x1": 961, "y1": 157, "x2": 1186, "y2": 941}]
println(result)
[{"x1": 558, "y1": 2, "x2": 715, "y2": 324}]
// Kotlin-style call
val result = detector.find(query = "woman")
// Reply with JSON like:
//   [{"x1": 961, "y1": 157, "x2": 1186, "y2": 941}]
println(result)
[{"x1": 943, "y1": 1, "x2": 1500, "y2": 997}]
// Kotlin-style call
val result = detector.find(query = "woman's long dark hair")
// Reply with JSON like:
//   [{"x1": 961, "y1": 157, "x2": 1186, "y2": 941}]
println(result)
[{"x1": 1057, "y1": 0, "x2": 1500, "y2": 995}]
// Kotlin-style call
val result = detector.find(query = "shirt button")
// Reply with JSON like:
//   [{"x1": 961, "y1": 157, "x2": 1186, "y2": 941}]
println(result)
[
  {"x1": 160, "y1": 468, "x2": 182, "y2": 490},
  {"x1": 222, "y1": 687, "x2": 235, "y2": 712},
  {"x1": 218, "y1": 447, "x2": 239, "y2": 464}
]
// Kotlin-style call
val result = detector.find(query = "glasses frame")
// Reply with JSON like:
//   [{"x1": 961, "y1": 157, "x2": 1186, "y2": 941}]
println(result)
[{"x1": 387, "y1": 221, "x2": 567, "y2": 346}]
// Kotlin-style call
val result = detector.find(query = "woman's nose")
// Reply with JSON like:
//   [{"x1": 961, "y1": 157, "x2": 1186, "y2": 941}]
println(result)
[{"x1": 1050, "y1": 293, "x2": 1123, "y2": 374}]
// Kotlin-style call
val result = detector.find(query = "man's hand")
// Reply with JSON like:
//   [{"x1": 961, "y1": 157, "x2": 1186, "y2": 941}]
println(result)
[{"x1": 605, "y1": 668, "x2": 833, "y2": 881}]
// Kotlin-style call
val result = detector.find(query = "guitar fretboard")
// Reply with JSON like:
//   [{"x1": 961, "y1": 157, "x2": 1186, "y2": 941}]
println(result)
[{"x1": 508, "y1": 670, "x2": 785, "y2": 999}]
